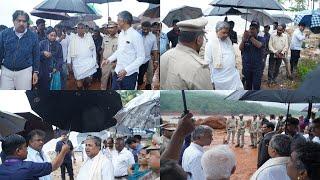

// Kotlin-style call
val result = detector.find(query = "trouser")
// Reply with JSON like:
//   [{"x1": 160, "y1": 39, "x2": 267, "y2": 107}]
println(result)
[
  {"x1": 0, "y1": 66, "x2": 32, "y2": 90},
  {"x1": 100, "y1": 63, "x2": 113, "y2": 90},
  {"x1": 243, "y1": 68, "x2": 262, "y2": 90},
  {"x1": 290, "y1": 50, "x2": 301, "y2": 73},
  {"x1": 282, "y1": 57, "x2": 292, "y2": 77},
  {"x1": 146, "y1": 59, "x2": 154, "y2": 89},
  {"x1": 268, "y1": 54, "x2": 282, "y2": 81},
  {"x1": 60, "y1": 162, "x2": 74, "y2": 180},
  {"x1": 61, "y1": 62, "x2": 68, "y2": 90},
  {"x1": 237, "y1": 129, "x2": 245, "y2": 146},
  {"x1": 250, "y1": 132, "x2": 257, "y2": 146},
  {"x1": 112, "y1": 72, "x2": 138, "y2": 90},
  {"x1": 227, "y1": 129, "x2": 236, "y2": 143},
  {"x1": 137, "y1": 61, "x2": 149, "y2": 85}
]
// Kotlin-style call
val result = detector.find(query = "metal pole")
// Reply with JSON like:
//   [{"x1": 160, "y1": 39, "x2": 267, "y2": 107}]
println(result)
[
  {"x1": 107, "y1": 0, "x2": 110, "y2": 22},
  {"x1": 285, "y1": 102, "x2": 290, "y2": 134}
]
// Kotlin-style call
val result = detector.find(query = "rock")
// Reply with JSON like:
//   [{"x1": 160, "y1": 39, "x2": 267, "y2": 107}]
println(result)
[{"x1": 196, "y1": 116, "x2": 227, "y2": 129}]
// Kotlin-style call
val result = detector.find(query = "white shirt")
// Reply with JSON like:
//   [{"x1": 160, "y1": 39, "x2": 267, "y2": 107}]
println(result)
[
  {"x1": 108, "y1": 27, "x2": 145, "y2": 76},
  {"x1": 290, "y1": 29, "x2": 305, "y2": 50},
  {"x1": 205, "y1": 37, "x2": 243, "y2": 90},
  {"x1": 142, "y1": 32, "x2": 158, "y2": 63},
  {"x1": 102, "y1": 147, "x2": 117, "y2": 160},
  {"x1": 14, "y1": 27, "x2": 27, "y2": 39},
  {"x1": 256, "y1": 164, "x2": 290, "y2": 180},
  {"x1": 60, "y1": 35, "x2": 70, "y2": 62},
  {"x1": 77, "y1": 151, "x2": 114, "y2": 180},
  {"x1": 182, "y1": 143, "x2": 205, "y2": 180},
  {"x1": 25, "y1": 147, "x2": 52, "y2": 180},
  {"x1": 111, "y1": 148, "x2": 135, "y2": 177}
]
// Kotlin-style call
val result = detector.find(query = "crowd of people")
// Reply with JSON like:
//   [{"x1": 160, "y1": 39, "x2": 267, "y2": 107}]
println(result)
[
  {"x1": 160, "y1": 16, "x2": 311, "y2": 90},
  {"x1": 160, "y1": 112, "x2": 320, "y2": 180},
  {"x1": 0, "y1": 130, "x2": 161, "y2": 180},
  {"x1": 0, "y1": 10, "x2": 161, "y2": 90}
]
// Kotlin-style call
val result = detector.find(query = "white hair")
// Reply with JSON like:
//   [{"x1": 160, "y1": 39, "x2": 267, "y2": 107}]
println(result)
[{"x1": 201, "y1": 145, "x2": 236, "y2": 180}]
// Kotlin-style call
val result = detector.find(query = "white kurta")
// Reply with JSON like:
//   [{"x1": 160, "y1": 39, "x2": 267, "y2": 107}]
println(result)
[
  {"x1": 250, "y1": 157, "x2": 290, "y2": 180},
  {"x1": 77, "y1": 151, "x2": 114, "y2": 180},
  {"x1": 182, "y1": 143, "x2": 205, "y2": 180},
  {"x1": 68, "y1": 34, "x2": 97, "y2": 80},
  {"x1": 205, "y1": 38, "x2": 243, "y2": 90},
  {"x1": 25, "y1": 147, "x2": 52, "y2": 180}
]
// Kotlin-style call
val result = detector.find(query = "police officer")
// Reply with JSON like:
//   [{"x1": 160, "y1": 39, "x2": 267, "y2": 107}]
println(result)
[
  {"x1": 249, "y1": 115, "x2": 259, "y2": 148},
  {"x1": 226, "y1": 115, "x2": 237, "y2": 144},
  {"x1": 236, "y1": 114, "x2": 246, "y2": 148},
  {"x1": 160, "y1": 17, "x2": 212, "y2": 90}
]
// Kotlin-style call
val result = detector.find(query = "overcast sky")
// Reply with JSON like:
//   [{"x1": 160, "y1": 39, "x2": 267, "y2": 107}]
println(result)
[{"x1": 0, "y1": 0, "x2": 149, "y2": 27}]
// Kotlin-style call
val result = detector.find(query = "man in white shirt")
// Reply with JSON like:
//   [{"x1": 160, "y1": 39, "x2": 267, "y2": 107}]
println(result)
[
  {"x1": 205, "y1": 21, "x2": 243, "y2": 90},
  {"x1": 102, "y1": 137, "x2": 117, "y2": 160},
  {"x1": 251, "y1": 134, "x2": 291, "y2": 180},
  {"x1": 101, "y1": 11, "x2": 145, "y2": 90},
  {"x1": 77, "y1": 136, "x2": 114, "y2": 180},
  {"x1": 137, "y1": 21, "x2": 158, "y2": 90},
  {"x1": 268, "y1": 25, "x2": 289, "y2": 85},
  {"x1": 290, "y1": 23, "x2": 307, "y2": 74},
  {"x1": 25, "y1": 130, "x2": 52, "y2": 180},
  {"x1": 59, "y1": 32, "x2": 70, "y2": 90},
  {"x1": 112, "y1": 137, "x2": 135, "y2": 179},
  {"x1": 182, "y1": 125, "x2": 213, "y2": 180},
  {"x1": 67, "y1": 23, "x2": 98, "y2": 90}
]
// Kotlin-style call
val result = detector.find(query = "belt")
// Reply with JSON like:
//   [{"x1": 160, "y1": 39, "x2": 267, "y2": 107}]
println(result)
[
  {"x1": 3, "y1": 65, "x2": 31, "y2": 72},
  {"x1": 115, "y1": 175, "x2": 128, "y2": 179}
]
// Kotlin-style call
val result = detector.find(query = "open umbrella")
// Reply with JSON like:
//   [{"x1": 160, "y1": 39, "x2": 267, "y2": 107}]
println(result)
[
  {"x1": 241, "y1": 9, "x2": 275, "y2": 26},
  {"x1": 210, "y1": 0, "x2": 285, "y2": 10},
  {"x1": 294, "y1": 9, "x2": 320, "y2": 34},
  {"x1": 137, "y1": 0, "x2": 160, "y2": 4},
  {"x1": 162, "y1": 6, "x2": 203, "y2": 27},
  {"x1": 26, "y1": 91, "x2": 122, "y2": 133},
  {"x1": 114, "y1": 91, "x2": 160, "y2": 129},
  {"x1": 0, "y1": 111, "x2": 54, "y2": 143},
  {"x1": 204, "y1": 6, "x2": 249, "y2": 16},
  {"x1": 133, "y1": 16, "x2": 142, "y2": 24},
  {"x1": 84, "y1": 0, "x2": 122, "y2": 20},
  {"x1": 142, "y1": 4, "x2": 160, "y2": 18},
  {"x1": 30, "y1": 9, "x2": 70, "y2": 20},
  {"x1": 272, "y1": 14, "x2": 293, "y2": 24},
  {"x1": 15, "y1": 112, "x2": 54, "y2": 143},
  {"x1": 0, "y1": 111, "x2": 26, "y2": 137},
  {"x1": 35, "y1": 0, "x2": 94, "y2": 14}
]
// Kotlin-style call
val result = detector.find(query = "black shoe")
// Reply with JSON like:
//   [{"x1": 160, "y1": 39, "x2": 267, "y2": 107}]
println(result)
[
  {"x1": 145, "y1": 84, "x2": 152, "y2": 90},
  {"x1": 249, "y1": 144, "x2": 254, "y2": 147},
  {"x1": 235, "y1": 144, "x2": 240, "y2": 147},
  {"x1": 240, "y1": 145, "x2": 244, "y2": 148}
]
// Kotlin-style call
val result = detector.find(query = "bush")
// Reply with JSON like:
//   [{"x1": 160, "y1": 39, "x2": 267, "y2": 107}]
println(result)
[{"x1": 297, "y1": 58, "x2": 319, "y2": 80}]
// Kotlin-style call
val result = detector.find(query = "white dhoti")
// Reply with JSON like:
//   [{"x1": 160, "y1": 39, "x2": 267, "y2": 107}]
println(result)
[{"x1": 205, "y1": 35, "x2": 243, "y2": 90}]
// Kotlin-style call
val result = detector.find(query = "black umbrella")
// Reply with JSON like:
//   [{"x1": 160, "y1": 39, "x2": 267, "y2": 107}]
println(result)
[
  {"x1": 25, "y1": 91, "x2": 123, "y2": 133},
  {"x1": 296, "y1": 65, "x2": 320, "y2": 118},
  {"x1": 15, "y1": 112, "x2": 54, "y2": 143},
  {"x1": 142, "y1": 4, "x2": 160, "y2": 18},
  {"x1": 209, "y1": 0, "x2": 285, "y2": 10},
  {"x1": 204, "y1": 7, "x2": 249, "y2": 16},
  {"x1": 30, "y1": 9, "x2": 70, "y2": 20},
  {"x1": 35, "y1": 0, "x2": 95, "y2": 14},
  {"x1": 0, "y1": 111, "x2": 26, "y2": 137},
  {"x1": 137, "y1": 0, "x2": 160, "y2": 4},
  {"x1": 162, "y1": 6, "x2": 203, "y2": 27}
]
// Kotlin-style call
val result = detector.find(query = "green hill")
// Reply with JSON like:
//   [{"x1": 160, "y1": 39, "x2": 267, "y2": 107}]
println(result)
[{"x1": 161, "y1": 91, "x2": 301, "y2": 116}]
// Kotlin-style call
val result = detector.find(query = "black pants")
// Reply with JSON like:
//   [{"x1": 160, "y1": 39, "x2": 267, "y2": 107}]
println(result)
[
  {"x1": 243, "y1": 68, "x2": 263, "y2": 90},
  {"x1": 137, "y1": 61, "x2": 149, "y2": 85},
  {"x1": 60, "y1": 162, "x2": 74, "y2": 180},
  {"x1": 290, "y1": 50, "x2": 300, "y2": 72},
  {"x1": 268, "y1": 54, "x2": 282, "y2": 81}
]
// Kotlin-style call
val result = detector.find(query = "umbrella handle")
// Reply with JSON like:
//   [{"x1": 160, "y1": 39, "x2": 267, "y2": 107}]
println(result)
[{"x1": 181, "y1": 90, "x2": 189, "y2": 116}]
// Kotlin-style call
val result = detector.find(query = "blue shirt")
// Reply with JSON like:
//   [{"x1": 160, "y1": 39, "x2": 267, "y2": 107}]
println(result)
[
  {"x1": 241, "y1": 36, "x2": 265, "y2": 70},
  {"x1": 160, "y1": 32, "x2": 168, "y2": 56},
  {"x1": 0, "y1": 28, "x2": 40, "y2": 72},
  {"x1": 0, "y1": 157, "x2": 52, "y2": 180},
  {"x1": 55, "y1": 140, "x2": 73, "y2": 163}
]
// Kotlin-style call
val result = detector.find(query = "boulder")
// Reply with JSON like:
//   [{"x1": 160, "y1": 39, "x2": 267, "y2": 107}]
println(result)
[{"x1": 196, "y1": 116, "x2": 227, "y2": 129}]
